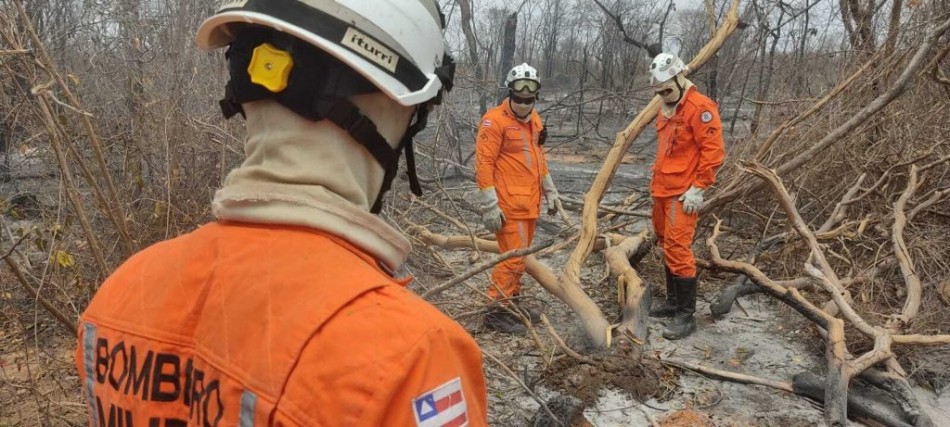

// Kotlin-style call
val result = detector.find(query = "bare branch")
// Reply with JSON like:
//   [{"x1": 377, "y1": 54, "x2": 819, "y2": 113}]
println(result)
[
  {"x1": 422, "y1": 239, "x2": 553, "y2": 299},
  {"x1": 401, "y1": 194, "x2": 469, "y2": 231},
  {"x1": 891, "y1": 334, "x2": 950, "y2": 345},
  {"x1": 13, "y1": 0, "x2": 134, "y2": 256},
  {"x1": 559, "y1": 196, "x2": 650, "y2": 217},
  {"x1": 591, "y1": 0, "x2": 661, "y2": 56},
  {"x1": 662, "y1": 359, "x2": 794, "y2": 393},
  {"x1": 0, "y1": 230, "x2": 30, "y2": 261},
  {"x1": 540, "y1": 314, "x2": 597, "y2": 365},
  {"x1": 604, "y1": 229, "x2": 653, "y2": 344},
  {"x1": 892, "y1": 165, "x2": 921, "y2": 326},
  {"x1": 926, "y1": 44, "x2": 950, "y2": 87},
  {"x1": 743, "y1": 162, "x2": 879, "y2": 337},
  {"x1": 849, "y1": 334, "x2": 893, "y2": 375},
  {"x1": 4, "y1": 257, "x2": 77, "y2": 337},
  {"x1": 817, "y1": 173, "x2": 866, "y2": 233},
  {"x1": 483, "y1": 351, "x2": 564, "y2": 427}
]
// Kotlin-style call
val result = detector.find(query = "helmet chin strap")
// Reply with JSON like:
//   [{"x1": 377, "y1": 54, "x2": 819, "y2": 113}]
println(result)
[
  {"x1": 370, "y1": 105, "x2": 428, "y2": 214},
  {"x1": 666, "y1": 75, "x2": 686, "y2": 107}
]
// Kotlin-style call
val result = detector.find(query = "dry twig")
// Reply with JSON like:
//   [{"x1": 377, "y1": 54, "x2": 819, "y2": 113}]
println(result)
[
  {"x1": 483, "y1": 351, "x2": 564, "y2": 427},
  {"x1": 421, "y1": 239, "x2": 553, "y2": 299},
  {"x1": 661, "y1": 359, "x2": 794, "y2": 393}
]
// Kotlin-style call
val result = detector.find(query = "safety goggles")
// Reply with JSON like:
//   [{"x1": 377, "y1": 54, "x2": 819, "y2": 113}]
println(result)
[
  {"x1": 510, "y1": 79, "x2": 540, "y2": 93},
  {"x1": 510, "y1": 94, "x2": 536, "y2": 105},
  {"x1": 655, "y1": 88, "x2": 674, "y2": 97}
]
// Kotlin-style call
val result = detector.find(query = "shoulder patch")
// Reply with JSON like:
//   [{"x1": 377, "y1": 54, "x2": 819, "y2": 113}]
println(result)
[
  {"x1": 700, "y1": 111, "x2": 714, "y2": 123},
  {"x1": 413, "y1": 377, "x2": 468, "y2": 427},
  {"x1": 482, "y1": 119, "x2": 492, "y2": 128}
]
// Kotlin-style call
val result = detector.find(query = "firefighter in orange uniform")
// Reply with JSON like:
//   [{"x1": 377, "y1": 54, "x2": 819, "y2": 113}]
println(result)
[
  {"x1": 647, "y1": 53, "x2": 725, "y2": 340},
  {"x1": 475, "y1": 63, "x2": 562, "y2": 334},
  {"x1": 74, "y1": 2, "x2": 488, "y2": 426}
]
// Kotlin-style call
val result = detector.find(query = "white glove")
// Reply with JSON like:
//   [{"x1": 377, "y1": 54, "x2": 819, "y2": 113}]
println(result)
[
  {"x1": 679, "y1": 185, "x2": 705, "y2": 215},
  {"x1": 479, "y1": 188, "x2": 505, "y2": 233},
  {"x1": 542, "y1": 174, "x2": 562, "y2": 216}
]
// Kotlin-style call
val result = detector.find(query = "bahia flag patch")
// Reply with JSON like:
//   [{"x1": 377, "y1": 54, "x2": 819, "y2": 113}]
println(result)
[{"x1": 413, "y1": 377, "x2": 468, "y2": 427}]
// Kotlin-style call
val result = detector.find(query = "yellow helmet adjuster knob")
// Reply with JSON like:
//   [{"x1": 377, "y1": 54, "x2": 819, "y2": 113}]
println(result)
[{"x1": 247, "y1": 43, "x2": 293, "y2": 93}]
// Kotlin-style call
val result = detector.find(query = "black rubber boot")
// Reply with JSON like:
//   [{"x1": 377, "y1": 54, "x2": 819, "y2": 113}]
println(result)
[
  {"x1": 649, "y1": 266, "x2": 677, "y2": 318},
  {"x1": 510, "y1": 292, "x2": 543, "y2": 324},
  {"x1": 515, "y1": 305, "x2": 543, "y2": 324},
  {"x1": 484, "y1": 305, "x2": 527, "y2": 334},
  {"x1": 663, "y1": 276, "x2": 697, "y2": 340}
]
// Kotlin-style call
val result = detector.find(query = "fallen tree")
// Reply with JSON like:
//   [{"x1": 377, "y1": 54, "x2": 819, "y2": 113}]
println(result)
[{"x1": 705, "y1": 162, "x2": 950, "y2": 426}]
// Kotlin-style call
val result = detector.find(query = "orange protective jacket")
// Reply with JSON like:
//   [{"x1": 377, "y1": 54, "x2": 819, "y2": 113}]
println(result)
[
  {"x1": 650, "y1": 86, "x2": 725, "y2": 198},
  {"x1": 475, "y1": 99, "x2": 548, "y2": 220},
  {"x1": 75, "y1": 222, "x2": 487, "y2": 427}
]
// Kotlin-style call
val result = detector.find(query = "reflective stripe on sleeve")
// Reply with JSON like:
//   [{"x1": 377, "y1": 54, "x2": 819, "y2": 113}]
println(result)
[
  {"x1": 83, "y1": 322, "x2": 99, "y2": 427},
  {"x1": 240, "y1": 390, "x2": 258, "y2": 427}
]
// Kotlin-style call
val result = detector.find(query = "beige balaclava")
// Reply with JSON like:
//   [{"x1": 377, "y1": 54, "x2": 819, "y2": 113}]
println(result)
[
  {"x1": 509, "y1": 100, "x2": 534, "y2": 122},
  {"x1": 508, "y1": 87, "x2": 537, "y2": 122},
  {"x1": 657, "y1": 74, "x2": 695, "y2": 118},
  {"x1": 212, "y1": 93, "x2": 415, "y2": 271}
]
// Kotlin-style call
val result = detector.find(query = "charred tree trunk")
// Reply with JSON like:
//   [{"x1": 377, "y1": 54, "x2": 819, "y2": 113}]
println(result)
[
  {"x1": 749, "y1": 2, "x2": 785, "y2": 137},
  {"x1": 841, "y1": 0, "x2": 876, "y2": 57},
  {"x1": 541, "y1": 0, "x2": 561, "y2": 79},
  {"x1": 704, "y1": 0, "x2": 719, "y2": 101},
  {"x1": 497, "y1": 12, "x2": 518, "y2": 104},
  {"x1": 458, "y1": 0, "x2": 487, "y2": 115},
  {"x1": 884, "y1": 0, "x2": 903, "y2": 56}
]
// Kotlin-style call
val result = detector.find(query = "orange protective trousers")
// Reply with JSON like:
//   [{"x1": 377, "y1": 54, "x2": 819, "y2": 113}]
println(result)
[
  {"x1": 652, "y1": 196, "x2": 698, "y2": 278},
  {"x1": 488, "y1": 218, "x2": 536, "y2": 300}
]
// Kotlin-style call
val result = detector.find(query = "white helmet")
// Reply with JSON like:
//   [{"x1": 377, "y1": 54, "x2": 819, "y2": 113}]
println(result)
[
  {"x1": 196, "y1": 0, "x2": 450, "y2": 106},
  {"x1": 505, "y1": 63, "x2": 541, "y2": 92},
  {"x1": 649, "y1": 53, "x2": 689, "y2": 86}
]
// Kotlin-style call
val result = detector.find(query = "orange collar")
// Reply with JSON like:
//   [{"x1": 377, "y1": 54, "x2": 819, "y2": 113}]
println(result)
[
  {"x1": 658, "y1": 85, "x2": 699, "y2": 122},
  {"x1": 674, "y1": 86, "x2": 698, "y2": 112}
]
